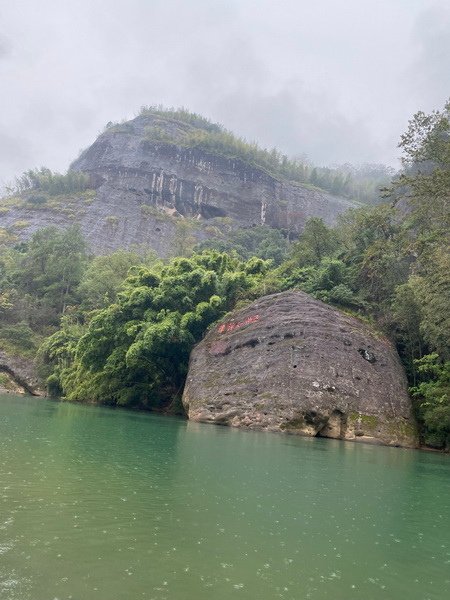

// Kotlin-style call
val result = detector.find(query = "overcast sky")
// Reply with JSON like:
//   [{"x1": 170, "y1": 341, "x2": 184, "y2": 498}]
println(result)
[{"x1": 0, "y1": 0, "x2": 449, "y2": 186}]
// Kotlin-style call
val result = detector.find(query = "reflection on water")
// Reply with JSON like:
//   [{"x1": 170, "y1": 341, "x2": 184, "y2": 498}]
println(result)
[{"x1": 1, "y1": 394, "x2": 449, "y2": 600}]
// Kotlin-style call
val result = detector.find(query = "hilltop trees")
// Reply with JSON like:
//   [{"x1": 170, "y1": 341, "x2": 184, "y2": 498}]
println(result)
[
  {"x1": 10, "y1": 167, "x2": 91, "y2": 197},
  {"x1": 141, "y1": 105, "x2": 392, "y2": 202}
]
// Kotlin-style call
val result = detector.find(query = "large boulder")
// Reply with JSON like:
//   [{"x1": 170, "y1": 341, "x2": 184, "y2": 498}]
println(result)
[{"x1": 182, "y1": 291, "x2": 418, "y2": 447}]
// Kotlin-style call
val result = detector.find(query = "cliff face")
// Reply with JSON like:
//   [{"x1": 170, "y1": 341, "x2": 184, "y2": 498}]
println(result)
[
  {"x1": 0, "y1": 350, "x2": 44, "y2": 396},
  {"x1": 71, "y1": 114, "x2": 358, "y2": 234},
  {"x1": 0, "y1": 114, "x2": 359, "y2": 256},
  {"x1": 182, "y1": 291, "x2": 418, "y2": 448}
]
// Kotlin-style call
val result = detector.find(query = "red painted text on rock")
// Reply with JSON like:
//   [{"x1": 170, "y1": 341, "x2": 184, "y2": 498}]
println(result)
[{"x1": 217, "y1": 314, "x2": 260, "y2": 334}]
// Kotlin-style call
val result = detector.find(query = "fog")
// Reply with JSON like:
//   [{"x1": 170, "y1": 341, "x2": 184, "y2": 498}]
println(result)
[{"x1": 0, "y1": 0, "x2": 449, "y2": 186}]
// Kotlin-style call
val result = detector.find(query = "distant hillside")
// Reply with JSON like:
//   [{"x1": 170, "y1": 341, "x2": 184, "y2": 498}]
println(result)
[{"x1": 0, "y1": 108, "x2": 363, "y2": 256}]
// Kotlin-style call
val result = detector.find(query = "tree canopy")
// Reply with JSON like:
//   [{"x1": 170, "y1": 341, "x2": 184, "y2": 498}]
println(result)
[{"x1": 40, "y1": 251, "x2": 271, "y2": 409}]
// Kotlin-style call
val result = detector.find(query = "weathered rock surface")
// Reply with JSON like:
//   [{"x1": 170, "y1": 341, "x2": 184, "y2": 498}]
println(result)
[
  {"x1": 182, "y1": 291, "x2": 418, "y2": 447},
  {"x1": 71, "y1": 114, "x2": 358, "y2": 235},
  {"x1": 0, "y1": 350, "x2": 44, "y2": 396},
  {"x1": 1, "y1": 113, "x2": 359, "y2": 256}
]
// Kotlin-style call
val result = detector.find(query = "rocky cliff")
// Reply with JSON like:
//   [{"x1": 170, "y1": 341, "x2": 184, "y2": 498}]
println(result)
[
  {"x1": 0, "y1": 113, "x2": 359, "y2": 256},
  {"x1": 0, "y1": 350, "x2": 44, "y2": 396},
  {"x1": 182, "y1": 291, "x2": 418, "y2": 448}
]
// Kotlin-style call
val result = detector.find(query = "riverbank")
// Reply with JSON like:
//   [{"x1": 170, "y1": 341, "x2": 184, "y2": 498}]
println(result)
[{"x1": 15, "y1": 391, "x2": 448, "y2": 454}]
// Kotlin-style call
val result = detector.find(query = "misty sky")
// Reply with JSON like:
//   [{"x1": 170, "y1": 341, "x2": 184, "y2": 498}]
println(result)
[{"x1": 0, "y1": 0, "x2": 449, "y2": 186}]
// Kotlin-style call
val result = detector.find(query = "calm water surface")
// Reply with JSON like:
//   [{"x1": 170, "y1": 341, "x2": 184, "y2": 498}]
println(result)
[{"x1": 0, "y1": 394, "x2": 449, "y2": 600}]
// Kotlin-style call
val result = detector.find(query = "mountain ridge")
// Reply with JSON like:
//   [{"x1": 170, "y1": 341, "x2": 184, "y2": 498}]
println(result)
[{"x1": 1, "y1": 110, "x2": 360, "y2": 256}]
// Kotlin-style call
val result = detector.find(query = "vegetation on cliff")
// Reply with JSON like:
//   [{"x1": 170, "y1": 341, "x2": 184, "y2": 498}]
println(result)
[
  {"x1": 139, "y1": 105, "x2": 394, "y2": 204},
  {"x1": 7, "y1": 167, "x2": 91, "y2": 198}
]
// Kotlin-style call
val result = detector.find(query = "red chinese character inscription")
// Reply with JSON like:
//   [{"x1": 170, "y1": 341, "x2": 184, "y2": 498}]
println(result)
[{"x1": 217, "y1": 314, "x2": 260, "y2": 334}]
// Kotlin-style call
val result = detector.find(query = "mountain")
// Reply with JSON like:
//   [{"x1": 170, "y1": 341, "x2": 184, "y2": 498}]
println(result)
[{"x1": 0, "y1": 109, "x2": 359, "y2": 256}]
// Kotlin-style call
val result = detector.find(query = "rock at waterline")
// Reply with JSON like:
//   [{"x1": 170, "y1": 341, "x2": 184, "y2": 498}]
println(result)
[
  {"x1": 182, "y1": 291, "x2": 418, "y2": 448},
  {"x1": 0, "y1": 350, "x2": 44, "y2": 396}
]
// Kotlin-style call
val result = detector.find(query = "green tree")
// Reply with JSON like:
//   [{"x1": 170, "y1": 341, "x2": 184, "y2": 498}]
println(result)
[
  {"x1": 78, "y1": 249, "x2": 158, "y2": 310},
  {"x1": 409, "y1": 247, "x2": 450, "y2": 360},
  {"x1": 195, "y1": 226, "x2": 288, "y2": 265},
  {"x1": 291, "y1": 218, "x2": 339, "y2": 266},
  {"x1": 13, "y1": 226, "x2": 87, "y2": 323},
  {"x1": 411, "y1": 354, "x2": 450, "y2": 449},
  {"x1": 337, "y1": 205, "x2": 408, "y2": 305},
  {"x1": 391, "y1": 283, "x2": 424, "y2": 383},
  {"x1": 392, "y1": 99, "x2": 450, "y2": 248},
  {"x1": 13, "y1": 167, "x2": 91, "y2": 196},
  {"x1": 43, "y1": 251, "x2": 269, "y2": 408}
]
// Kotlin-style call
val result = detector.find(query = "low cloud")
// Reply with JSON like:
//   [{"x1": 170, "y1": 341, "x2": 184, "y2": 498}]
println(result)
[
  {"x1": 0, "y1": 132, "x2": 34, "y2": 191},
  {"x1": 0, "y1": 0, "x2": 449, "y2": 184},
  {"x1": 0, "y1": 35, "x2": 11, "y2": 59},
  {"x1": 407, "y1": 5, "x2": 450, "y2": 108}
]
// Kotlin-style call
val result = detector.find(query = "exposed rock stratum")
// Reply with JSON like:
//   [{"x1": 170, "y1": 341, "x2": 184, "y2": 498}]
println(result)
[
  {"x1": 0, "y1": 350, "x2": 44, "y2": 396},
  {"x1": 182, "y1": 291, "x2": 418, "y2": 447},
  {"x1": 1, "y1": 113, "x2": 359, "y2": 256}
]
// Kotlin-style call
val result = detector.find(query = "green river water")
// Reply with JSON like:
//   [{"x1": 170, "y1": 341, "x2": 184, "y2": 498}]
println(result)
[{"x1": 0, "y1": 394, "x2": 449, "y2": 600}]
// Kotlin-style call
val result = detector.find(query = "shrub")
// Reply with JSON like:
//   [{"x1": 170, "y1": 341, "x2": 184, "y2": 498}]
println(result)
[
  {"x1": 0, "y1": 321, "x2": 36, "y2": 348},
  {"x1": 27, "y1": 194, "x2": 48, "y2": 205}
]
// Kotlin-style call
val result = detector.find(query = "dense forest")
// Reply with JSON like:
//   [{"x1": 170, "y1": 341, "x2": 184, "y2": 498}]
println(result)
[{"x1": 0, "y1": 101, "x2": 449, "y2": 448}]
